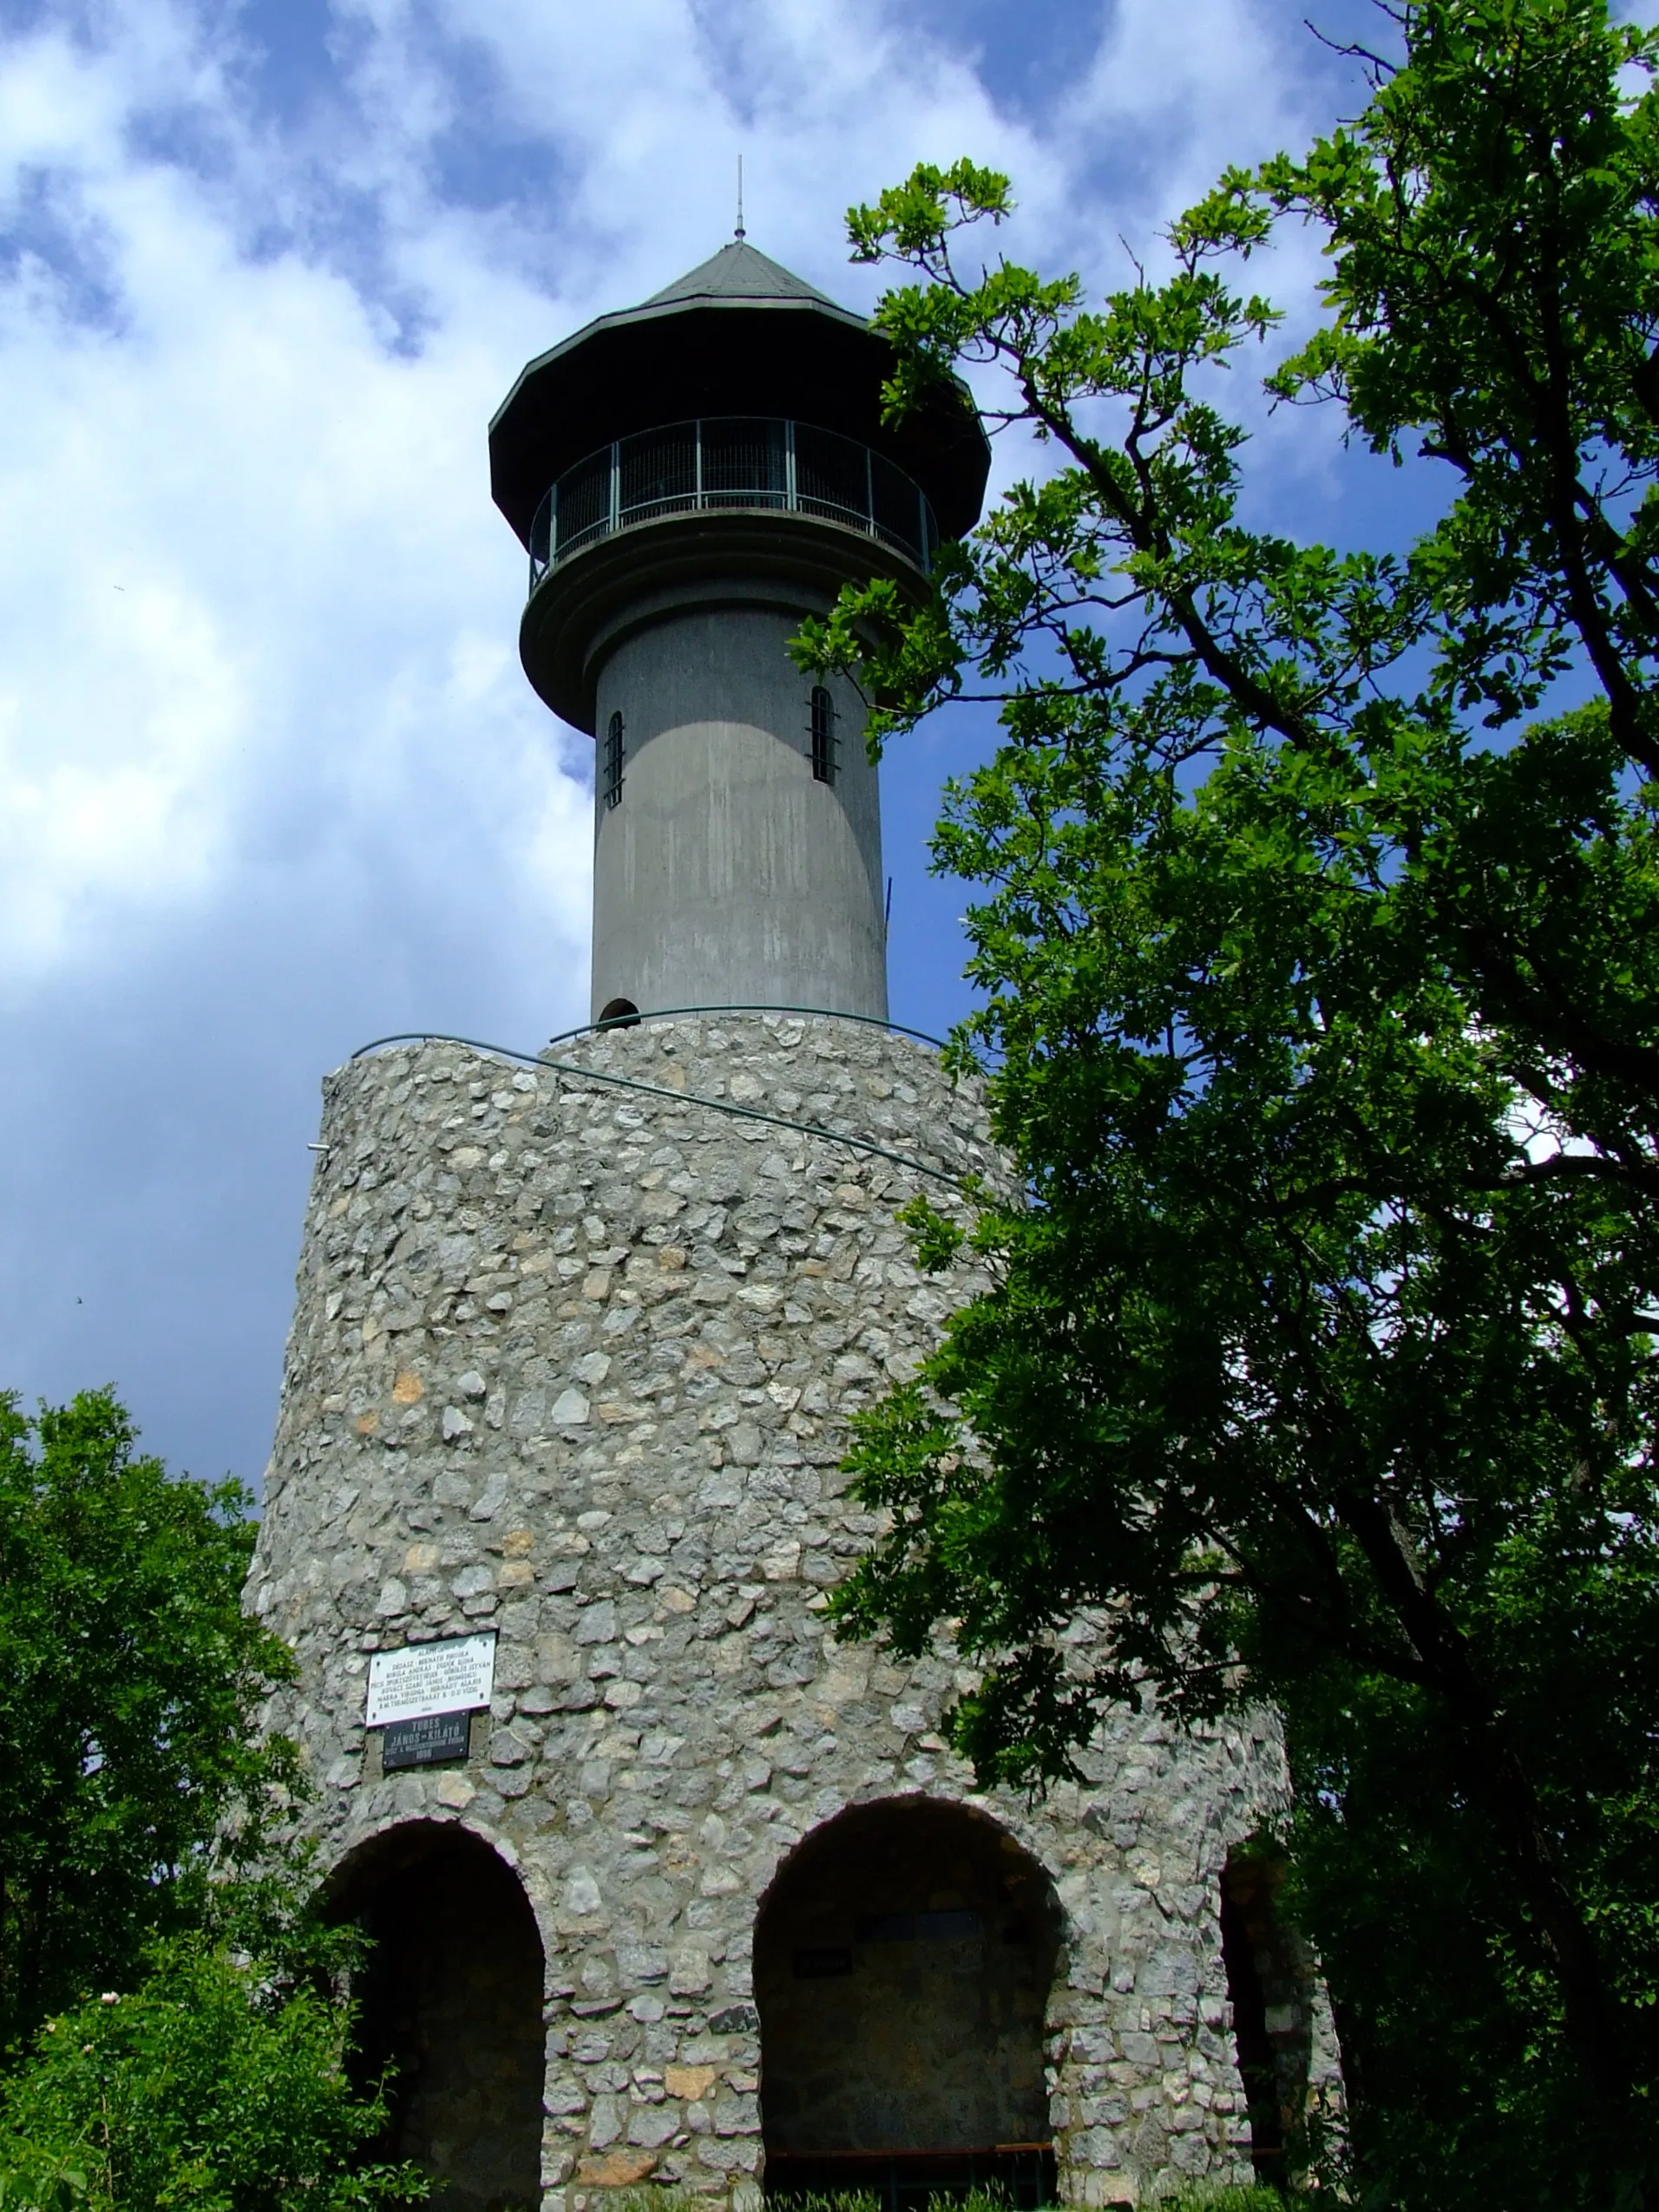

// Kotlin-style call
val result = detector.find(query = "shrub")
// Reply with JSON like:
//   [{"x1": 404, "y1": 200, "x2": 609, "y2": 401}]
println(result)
[{"x1": 0, "y1": 1927, "x2": 423, "y2": 2212}]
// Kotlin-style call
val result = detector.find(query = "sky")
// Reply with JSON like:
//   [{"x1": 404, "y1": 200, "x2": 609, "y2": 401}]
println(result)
[{"x1": 0, "y1": 0, "x2": 1413, "y2": 1494}]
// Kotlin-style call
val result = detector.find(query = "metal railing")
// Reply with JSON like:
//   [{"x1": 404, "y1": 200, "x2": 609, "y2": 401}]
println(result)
[{"x1": 528, "y1": 416, "x2": 938, "y2": 589}]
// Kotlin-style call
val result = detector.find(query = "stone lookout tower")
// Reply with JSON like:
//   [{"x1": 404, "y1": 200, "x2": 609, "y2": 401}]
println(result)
[{"x1": 249, "y1": 235, "x2": 1337, "y2": 2212}]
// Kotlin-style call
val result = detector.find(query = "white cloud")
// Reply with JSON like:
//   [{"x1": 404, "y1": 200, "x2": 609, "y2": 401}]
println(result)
[
  {"x1": 0, "y1": 0, "x2": 1376, "y2": 1480},
  {"x1": 0, "y1": 33, "x2": 580, "y2": 988}
]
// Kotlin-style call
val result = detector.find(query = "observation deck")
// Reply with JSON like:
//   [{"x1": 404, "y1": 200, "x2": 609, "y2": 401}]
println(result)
[
  {"x1": 494, "y1": 239, "x2": 988, "y2": 735},
  {"x1": 516, "y1": 415, "x2": 938, "y2": 732},
  {"x1": 527, "y1": 415, "x2": 938, "y2": 591}
]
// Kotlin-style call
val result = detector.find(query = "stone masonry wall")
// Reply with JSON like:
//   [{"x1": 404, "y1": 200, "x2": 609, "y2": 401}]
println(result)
[{"x1": 248, "y1": 1014, "x2": 1331, "y2": 2206}]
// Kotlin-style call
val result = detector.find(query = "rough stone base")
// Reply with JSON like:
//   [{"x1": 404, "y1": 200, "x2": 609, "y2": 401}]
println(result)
[{"x1": 249, "y1": 1016, "x2": 1340, "y2": 2205}]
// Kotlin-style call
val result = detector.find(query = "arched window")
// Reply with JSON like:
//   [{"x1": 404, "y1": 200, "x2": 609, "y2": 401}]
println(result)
[
  {"x1": 602, "y1": 710, "x2": 625, "y2": 809},
  {"x1": 809, "y1": 685, "x2": 836, "y2": 784}
]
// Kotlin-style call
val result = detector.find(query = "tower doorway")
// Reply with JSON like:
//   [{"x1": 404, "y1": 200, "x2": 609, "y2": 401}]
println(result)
[
  {"x1": 328, "y1": 1823, "x2": 545, "y2": 2212},
  {"x1": 754, "y1": 1796, "x2": 1059, "y2": 2209},
  {"x1": 1220, "y1": 1844, "x2": 1315, "y2": 2182}
]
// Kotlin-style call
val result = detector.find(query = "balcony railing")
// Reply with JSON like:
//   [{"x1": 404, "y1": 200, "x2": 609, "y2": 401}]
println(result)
[{"x1": 528, "y1": 416, "x2": 938, "y2": 590}]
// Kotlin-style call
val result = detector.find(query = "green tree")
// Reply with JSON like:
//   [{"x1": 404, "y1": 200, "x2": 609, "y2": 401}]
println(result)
[
  {"x1": 0, "y1": 1390, "x2": 299, "y2": 2055},
  {"x1": 0, "y1": 1902, "x2": 423, "y2": 2212},
  {"x1": 797, "y1": 3, "x2": 1659, "y2": 2202}
]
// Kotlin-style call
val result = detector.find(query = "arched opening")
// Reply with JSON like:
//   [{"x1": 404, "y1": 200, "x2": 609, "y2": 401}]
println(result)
[
  {"x1": 1221, "y1": 1843, "x2": 1315, "y2": 2184},
  {"x1": 596, "y1": 998, "x2": 640, "y2": 1028},
  {"x1": 755, "y1": 1796, "x2": 1059, "y2": 2209},
  {"x1": 327, "y1": 1823, "x2": 545, "y2": 2212}
]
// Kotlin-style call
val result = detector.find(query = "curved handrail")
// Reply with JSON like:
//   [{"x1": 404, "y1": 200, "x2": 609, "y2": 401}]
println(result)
[
  {"x1": 528, "y1": 416, "x2": 938, "y2": 591},
  {"x1": 341, "y1": 1007, "x2": 987, "y2": 1189},
  {"x1": 353, "y1": 1002, "x2": 956, "y2": 1060}
]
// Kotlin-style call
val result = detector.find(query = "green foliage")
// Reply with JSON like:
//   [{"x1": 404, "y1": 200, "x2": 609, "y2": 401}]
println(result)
[
  {"x1": 609, "y1": 2191, "x2": 726, "y2": 2212},
  {"x1": 1164, "y1": 2191, "x2": 1285, "y2": 2212},
  {"x1": 1261, "y1": 0, "x2": 1659, "y2": 762},
  {"x1": 800, "y1": 4, "x2": 1659, "y2": 2207},
  {"x1": 0, "y1": 2155, "x2": 89, "y2": 2212},
  {"x1": 0, "y1": 1390, "x2": 300, "y2": 2056},
  {"x1": 646, "y1": 2196, "x2": 1269, "y2": 2212},
  {"x1": 727, "y1": 2197, "x2": 880, "y2": 2212},
  {"x1": 0, "y1": 1913, "x2": 423, "y2": 2212},
  {"x1": 0, "y1": 1394, "x2": 410, "y2": 2211}
]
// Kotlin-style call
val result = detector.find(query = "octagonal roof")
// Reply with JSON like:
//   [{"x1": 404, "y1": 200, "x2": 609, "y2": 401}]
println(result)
[{"x1": 489, "y1": 239, "x2": 990, "y2": 546}]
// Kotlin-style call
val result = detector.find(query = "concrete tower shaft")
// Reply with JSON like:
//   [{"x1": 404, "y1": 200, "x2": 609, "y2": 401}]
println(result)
[
  {"x1": 588, "y1": 588, "x2": 886, "y2": 1025},
  {"x1": 489, "y1": 242, "x2": 990, "y2": 1023}
]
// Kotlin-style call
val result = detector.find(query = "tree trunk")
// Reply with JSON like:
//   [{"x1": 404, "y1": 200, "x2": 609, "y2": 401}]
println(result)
[{"x1": 1336, "y1": 1488, "x2": 1643, "y2": 2192}]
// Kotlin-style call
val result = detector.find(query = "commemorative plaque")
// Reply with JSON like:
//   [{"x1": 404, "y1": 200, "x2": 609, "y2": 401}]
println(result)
[
  {"x1": 365, "y1": 1631, "x2": 496, "y2": 1729},
  {"x1": 382, "y1": 1708, "x2": 473, "y2": 1771}
]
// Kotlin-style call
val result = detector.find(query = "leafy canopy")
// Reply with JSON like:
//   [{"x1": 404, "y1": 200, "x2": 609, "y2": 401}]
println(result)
[
  {"x1": 796, "y1": 3, "x2": 1659, "y2": 2203},
  {"x1": 0, "y1": 1901, "x2": 423, "y2": 2212},
  {"x1": 0, "y1": 1390, "x2": 299, "y2": 2055}
]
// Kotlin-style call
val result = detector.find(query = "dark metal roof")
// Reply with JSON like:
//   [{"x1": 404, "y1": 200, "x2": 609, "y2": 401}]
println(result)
[
  {"x1": 638, "y1": 239, "x2": 854, "y2": 312},
  {"x1": 489, "y1": 239, "x2": 989, "y2": 546}
]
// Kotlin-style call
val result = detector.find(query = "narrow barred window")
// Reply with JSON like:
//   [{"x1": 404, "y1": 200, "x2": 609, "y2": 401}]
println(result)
[
  {"x1": 809, "y1": 686, "x2": 836, "y2": 784},
  {"x1": 602, "y1": 710, "x2": 625, "y2": 809}
]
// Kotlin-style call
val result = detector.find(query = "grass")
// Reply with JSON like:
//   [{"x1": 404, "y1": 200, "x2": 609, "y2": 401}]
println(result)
[
  {"x1": 610, "y1": 2184, "x2": 1289, "y2": 2212},
  {"x1": 1166, "y1": 2192, "x2": 1287, "y2": 2211}
]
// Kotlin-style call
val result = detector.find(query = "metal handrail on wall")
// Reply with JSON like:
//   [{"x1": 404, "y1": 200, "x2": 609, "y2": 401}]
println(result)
[{"x1": 527, "y1": 416, "x2": 938, "y2": 590}]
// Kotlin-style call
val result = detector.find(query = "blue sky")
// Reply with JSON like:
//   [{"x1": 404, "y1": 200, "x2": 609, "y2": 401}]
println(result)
[{"x1": 1, "y1": 0, "x2": 1420, "y2": 1490}]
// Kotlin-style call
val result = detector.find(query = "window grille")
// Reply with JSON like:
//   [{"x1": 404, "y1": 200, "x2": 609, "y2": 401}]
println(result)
[
  {"x1": 809, "y1": 686, "x2": 836, "y2": 784},
  {"x1": 602, "y1": 710, "x2": 625, "y2": 809}
]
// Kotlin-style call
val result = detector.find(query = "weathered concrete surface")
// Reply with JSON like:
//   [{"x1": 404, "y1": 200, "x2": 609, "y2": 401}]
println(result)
[
  {"x1": 249, "y1": 1015, "x2": 1337, "y2": 2207},
  {"x1": 591, "y1": 602, "x2": 886, "y2": 1024}
]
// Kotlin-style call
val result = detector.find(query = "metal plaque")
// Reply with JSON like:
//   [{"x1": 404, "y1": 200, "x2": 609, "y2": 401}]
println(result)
[
  {"x1": 382, "y1": 1709, "x2": 472, "y2": 1771},
  {"x1": 365, "y1": 1631, "x2": 496, "y2": 1727}
]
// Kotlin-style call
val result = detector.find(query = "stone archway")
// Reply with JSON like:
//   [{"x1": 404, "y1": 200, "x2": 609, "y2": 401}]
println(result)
[
  {"x1": 1220, "y1": 1845, "x2": 1316, "y2": 2182},
  {"x1": 754, "y1": 1796, "x2": 1060, "y2": 2207},
  {"x1": 328, "y1": 1823, "x2": 545, "y2": 2212}
]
